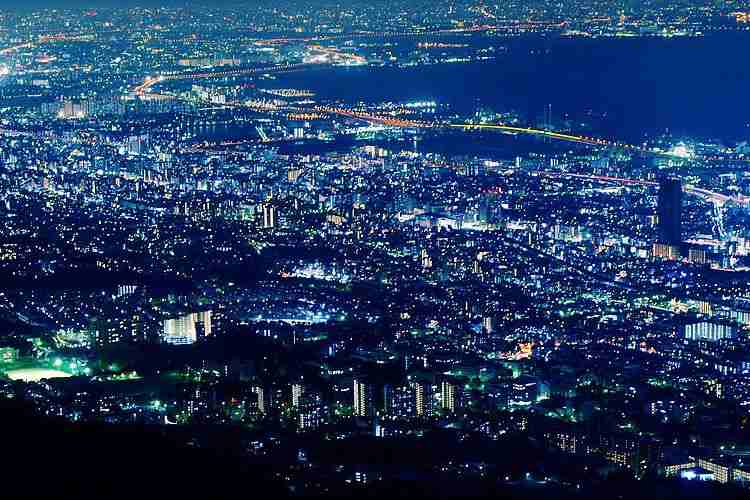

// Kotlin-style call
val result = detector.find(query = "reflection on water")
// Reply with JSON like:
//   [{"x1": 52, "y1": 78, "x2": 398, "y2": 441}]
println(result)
[{"x1": 275, "y1": 35, "x2": 750, "y2": 142}]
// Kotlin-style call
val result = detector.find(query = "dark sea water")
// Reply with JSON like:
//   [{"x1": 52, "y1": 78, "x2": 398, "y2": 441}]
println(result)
[{"x1": 276, "y1": 34, "x2": 750, "y2": 143}]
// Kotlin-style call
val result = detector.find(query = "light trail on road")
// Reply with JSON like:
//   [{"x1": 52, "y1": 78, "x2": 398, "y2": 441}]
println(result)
[{"x1": 538, "y1": 171, "x2": 749, "y2": 206}]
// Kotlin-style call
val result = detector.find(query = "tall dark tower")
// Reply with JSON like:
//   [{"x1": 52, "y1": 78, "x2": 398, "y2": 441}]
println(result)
[{"x1": 658, "y1": 178, "x2": 682, "y2": 246}]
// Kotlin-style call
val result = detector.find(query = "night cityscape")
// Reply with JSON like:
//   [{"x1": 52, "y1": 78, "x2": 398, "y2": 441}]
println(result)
[{"x1": 2, "y1": 0, "x2": 750, "y2": 498}]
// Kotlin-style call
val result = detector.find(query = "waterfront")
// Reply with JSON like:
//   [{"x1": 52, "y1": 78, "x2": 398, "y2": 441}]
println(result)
[{"x1": 278, "y1": 34, "x2": 750, "y2": 142}]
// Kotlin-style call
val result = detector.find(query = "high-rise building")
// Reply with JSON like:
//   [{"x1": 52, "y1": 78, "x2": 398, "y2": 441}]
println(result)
[
  {"x1": 353, "y1": 378, "x2": 373, "y2": 417},
  {"x1": 684, "y1": 321, "x2": 735, "y2": 342},
  {"x1": 440, "y1": 379, "x2": 461, "y2": 413},
  {"x1": 161, "y1": 311, "x2": 212, "y2": 345},
  {"x1": 252, "y1": 386, "x2": 266, "y2": 415},
  {"x1": 297, "y1": 389, "x2": 325, "y2": 431},
  {"x1": 162, "y1": 314, "x2": 197, "y2": 345},
  {"x1": 696, "y1": 458, "x2": 730, "y2": 484},
  {"x1": 599, "y1": 434, "x2": 663, "y2": 478},
  {"x1": 652, "y1": 243, "x2": 680, "y2": 261},
  {"x1": 196, "y1": 311, "x2": 212, "y2": 338},
  {"x1": 290, "y1": 381, "x2": 325, "y2": 431},
  {"x1": 383, "y1": 384, "x2": 415, "y2": 419},
  {"x1": 688, "y1": 248, "x2": 709, "y2": 265},
  {"x1": 262, "y1": 204, "x2": 276, "y2": 229},
  {"x1": 413, "y1": 380, "x2": 433, "y2": 418},
  {"x1": 91, "y1": 314, "x2": 153, "y2": 346},
  {"x1": 59, "y1": 100, "x2": 87, "y2": 119},
  {"x1": 658, "y1": 178, "x2": 682, "y2": 246},
  {"x1": 292, "y1": 383, "x2": 303, "y2": 408}
]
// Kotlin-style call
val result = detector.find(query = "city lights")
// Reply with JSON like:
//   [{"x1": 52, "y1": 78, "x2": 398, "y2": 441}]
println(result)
[{"x1": 0, "y1": 2, "x2": 749, "y2": 497}]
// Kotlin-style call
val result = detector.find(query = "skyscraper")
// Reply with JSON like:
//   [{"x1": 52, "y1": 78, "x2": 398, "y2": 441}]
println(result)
[
  {"x1": 292, "y1": 382, "x2": 325, "y2": 431},
  {"x1": 292, "y1": 382, "x2": 303, "y2": 408},
  {"x1": 440, "y1": 380, "x2": 460, "y2": 413},
  {"x1": 297, "y1": 390, "x2": 325, "y2": 431},
  {"x1": 413, "y1": 380, "x2": 433, "y2": 418},
  {"x1": 353, "y1": 378, "x2": 373, "y2": 417},
  {"x1": 263, "y1": 204, "x2": 276, "y2": 229},
  {"x1": 252, "y1": 386, "x2": 266, "y2": 415},
  {"x1": 658, "y1": 178, "x2": 682, "y2": 246}
]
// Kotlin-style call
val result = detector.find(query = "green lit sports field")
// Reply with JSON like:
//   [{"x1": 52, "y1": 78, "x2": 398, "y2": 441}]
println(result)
[{"x1": 4, "y1": 368, "x2": 72, "y2": 382}]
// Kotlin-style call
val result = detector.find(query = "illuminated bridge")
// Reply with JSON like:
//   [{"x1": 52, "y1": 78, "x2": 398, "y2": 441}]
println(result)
[
  {"x1": 319, "y1": 107, "x2": 749, "y2": 209},
  {"x1": 318, "y1": 108, "x2": 706, "y2": 161},
  {"x1": 134, "y1": 62, "x2": 317, "y2": 96},
  {"x1": 448, "y1": 123, "x2": 691, "y2": 159},
  {"x1": 316, "y1": 106, "x2": 434, "y2": 129}
]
